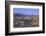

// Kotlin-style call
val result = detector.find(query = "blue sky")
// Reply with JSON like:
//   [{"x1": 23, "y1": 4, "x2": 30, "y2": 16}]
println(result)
[{"x1": 13, "y1": 8, "x2": 39, "y2": 15}]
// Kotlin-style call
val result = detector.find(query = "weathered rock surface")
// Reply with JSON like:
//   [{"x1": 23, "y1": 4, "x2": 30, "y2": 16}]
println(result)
[{"x1": 13, "y1": 14, "x2": 39, "y2": 28}]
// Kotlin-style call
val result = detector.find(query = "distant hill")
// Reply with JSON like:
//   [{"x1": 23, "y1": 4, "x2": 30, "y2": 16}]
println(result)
[
  {"x1": 14, "y1": 13, "x2": 38, "y2": 17},
  {"x1": 14, "y1": 13, "x2": 23, "y2": 16}
]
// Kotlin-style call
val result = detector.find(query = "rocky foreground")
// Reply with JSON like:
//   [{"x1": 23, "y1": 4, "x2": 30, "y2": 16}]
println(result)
[{"x1": 13, "y1": 14, "x2": 39, "y2": 28}]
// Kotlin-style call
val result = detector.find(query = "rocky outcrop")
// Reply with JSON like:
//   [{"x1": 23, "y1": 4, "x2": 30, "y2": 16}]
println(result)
[{"x1": 13, "y1": 14, "x2": 39, "y2": 28}]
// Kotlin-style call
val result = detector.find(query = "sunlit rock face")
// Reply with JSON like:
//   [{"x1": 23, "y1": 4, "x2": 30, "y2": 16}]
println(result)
[{"x1": 31, "y1": 16, "x2": 39, "y2": 27}]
